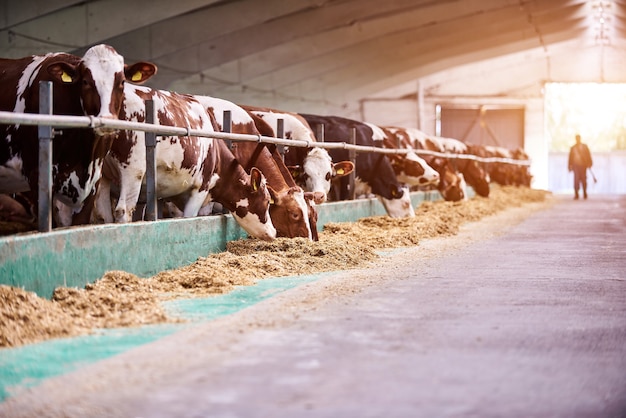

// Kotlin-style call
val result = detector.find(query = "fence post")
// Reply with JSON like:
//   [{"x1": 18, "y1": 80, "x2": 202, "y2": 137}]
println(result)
[
  {"x1": 223, "y1": 110, "x2": 232, "y2": 149},
  {"x1": 316, "y1": 123, "x2": 324, "y2": 142},
  {"x1": 38, "y1": 81, "x2": 53, "y2": 232},
  {"x1": 144, "y1": 100, "x2": 157, "y2": 221},
  {"x1": 348, "y1": 127, "x2": 356, "y2": 200},
  {"x1": 276, "y1": 118, "x2": 285, "y2": 160}
]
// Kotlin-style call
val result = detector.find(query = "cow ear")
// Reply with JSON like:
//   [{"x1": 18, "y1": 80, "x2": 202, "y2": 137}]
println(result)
[
  {"x1": 124, "y1": 62, "x2": 157, "y2": 84},
  {"x1": 47, "y1": 62, "x2": 78, "y2": 84},
  {"x1": 250, "y1": 167, "x2": 264, "y2": 192},
  {"x1": 390, "y1": 186, "x2": 404, "y2": 199},
  {"x1": 287, "y1": 165, "x2": 302, "y2": 181},
  {"x1": 333, "y1": 161, "x2": 354, "y2": 178},
  {"x1": 267, "y1": 185, "x2": 278, "y2": 205}
]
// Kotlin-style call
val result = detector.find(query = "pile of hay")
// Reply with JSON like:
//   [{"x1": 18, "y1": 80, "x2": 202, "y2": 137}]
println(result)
[{"x1": 0, "y1": 186, "x2": 549, "y2": 348}]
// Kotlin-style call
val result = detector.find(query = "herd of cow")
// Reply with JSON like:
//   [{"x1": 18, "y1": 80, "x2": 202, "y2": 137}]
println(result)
[{"x1": 0, "y1": 45, "x2": 531, "y2": 242}]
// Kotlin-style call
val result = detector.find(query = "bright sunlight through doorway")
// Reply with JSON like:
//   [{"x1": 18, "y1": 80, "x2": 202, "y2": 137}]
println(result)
[{"x1": 545, "y1": 82, "x2": 626, "y2": 152}]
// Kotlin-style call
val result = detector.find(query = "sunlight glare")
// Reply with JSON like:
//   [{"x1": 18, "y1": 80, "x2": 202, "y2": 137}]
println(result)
[{"x1": 545, "y1": 83, "x2": 626, "y2": 152}]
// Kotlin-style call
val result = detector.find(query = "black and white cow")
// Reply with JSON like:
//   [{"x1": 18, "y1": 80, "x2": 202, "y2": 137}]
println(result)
[
  {"x1": 376, "y1": 124, "x2": 439, "y2": 187},
  {"x1": 389, "y1": 127, "x2": 467, "y2": 202},
  {"x1": 300, "y1": 114, "x2": 414, "y2": 218},
  {"x1": 0, "y1": 44, "x2": 156, "y2": 226}
]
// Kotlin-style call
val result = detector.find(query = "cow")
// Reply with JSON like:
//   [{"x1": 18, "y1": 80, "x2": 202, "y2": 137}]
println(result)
[
  {"x1": 435, "y1": 136, "x2": 490, "y2": 197},
  {"x1": 377, "y1": 125, "x2": 439, "y2": 187},
  {"x1": 480, "y1": 145, "x2": 531, "y2": 187},
  {"x1": 384, "y1": 127, "x2": 466, "y2": 202},
  {"x1": 0, "y1": 44, "x2": 156, "y2": 226},
  {"x1": 0, "y1": 193, "x2": 36, "y2": 226},
  {"x1": 242, "y1": 106, "x2": 354, "y2": 205},
  {"x1": 93, "y1": 85, "x2": 277, "y2": 241},
  {"x1": 190, "y1": 95, "x2": 316, "y2": 241},
  {"x1": 300, "y1": 114, "x2": 414, "y2": 218},
  {"x1": 511, "y1": 148, "x2": 532, "y2": 186}
]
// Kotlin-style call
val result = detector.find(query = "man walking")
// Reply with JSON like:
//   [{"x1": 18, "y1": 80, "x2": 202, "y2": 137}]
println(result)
[{"x1": 568, "y1": 134, "x2": 593, "y2": 200}]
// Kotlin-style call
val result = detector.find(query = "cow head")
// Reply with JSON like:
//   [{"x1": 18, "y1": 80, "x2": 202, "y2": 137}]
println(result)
[
  {"x1": 46, "y1": 44, "x2": 156, "y2": 135},
  {"x1": 425, "y1": 157, "x2": 465, "y2": 202},
  {"x1": 231, "y1": 167, "x2": 276, "y2": 241},
  {"x1": 456, "y1": 159, "x2": 490, "y2": 197},
  {"x1": 393, "y1": 151, "x2": 440, "y2": 187},
  {"x1": 379, "y1": 185, "x2": 415, "y2": 218},
  {"x1": 267, "y1": 185, "x2": 313, "y2": 240},
  {"x1": 289, "y1": 147, "x2": 354, "y2": 204}
]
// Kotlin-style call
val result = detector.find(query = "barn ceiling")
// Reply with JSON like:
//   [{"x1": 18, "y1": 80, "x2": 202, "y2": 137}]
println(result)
[{"x1": 2, "y1": 0, "x2": 625, "y2": 115}]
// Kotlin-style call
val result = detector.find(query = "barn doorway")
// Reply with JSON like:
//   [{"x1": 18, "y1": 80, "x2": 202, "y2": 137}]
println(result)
[
  {"x1": 436, "y1": 105, "x2": 525, "y2": 151},
  {"x1": 545, "y1": 82, "x2": 626, "y2": 194}
]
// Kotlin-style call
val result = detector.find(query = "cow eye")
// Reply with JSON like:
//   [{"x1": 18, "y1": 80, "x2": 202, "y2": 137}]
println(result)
[{"x1": 325, "y1": 172, "x2": 331, "y2": 181}]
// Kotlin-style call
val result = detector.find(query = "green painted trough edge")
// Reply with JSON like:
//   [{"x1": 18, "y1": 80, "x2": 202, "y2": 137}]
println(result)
[{"x1": 0, "y1": 190, "x2": 447, "y2": 298}]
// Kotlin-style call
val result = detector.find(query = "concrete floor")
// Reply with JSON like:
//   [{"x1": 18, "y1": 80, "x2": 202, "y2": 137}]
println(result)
[{"x1": 1, "y1": 194, "x2": 625, "y2": 418}]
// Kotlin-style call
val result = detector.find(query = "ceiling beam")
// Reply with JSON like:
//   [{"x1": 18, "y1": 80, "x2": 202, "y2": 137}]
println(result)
[{"x1": 0, "y1": 0, "x2": 221, "y2": 58}]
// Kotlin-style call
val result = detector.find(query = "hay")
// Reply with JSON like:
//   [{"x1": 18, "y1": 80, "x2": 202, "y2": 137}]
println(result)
[{"x1": 0, "y1": 186, "x2": 549, "y2": 348}]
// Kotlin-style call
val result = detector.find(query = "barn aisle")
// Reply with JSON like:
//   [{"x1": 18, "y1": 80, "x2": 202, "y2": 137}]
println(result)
[{"x1": 1, "y1": 194, "x2": 625, "y2": 417}]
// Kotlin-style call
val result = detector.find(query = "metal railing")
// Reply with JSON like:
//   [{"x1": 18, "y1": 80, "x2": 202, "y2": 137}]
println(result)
[
  {"x1": 0, "y1": 82, "x2": 531, "y2": 232},
  {"x1": 0, "y1": 112, "x2": 531, "y2": 164}
]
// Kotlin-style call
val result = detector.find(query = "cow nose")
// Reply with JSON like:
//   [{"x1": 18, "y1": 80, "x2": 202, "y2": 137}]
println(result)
[
  {"x1": 258, "y1": 232, "x2": 276, "y2": 241},
  {"x1": 312, "y1": 191, "x2": 326, "y2": 204}
]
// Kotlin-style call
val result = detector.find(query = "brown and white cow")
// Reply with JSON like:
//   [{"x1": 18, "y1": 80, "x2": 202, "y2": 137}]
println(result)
[
  {"x1": 377, "y1": 125, "x2": 439, "y2": 188},
  {"x1": 301, "y1": 114, "x2": 414, "y2": 218},
  {"x1": 192, "y1": 95, "x2": 317, "y2": 241},
  {"x1": 94, "y1": 85, "x2": 276, "y2": 241},
  {"x1": 390, "y1": 127, "x2": 466, "y2": 202},
  {"x1": 242, "y1": 106, "x2": 354, "y2": 205},
  {"x1": 0, "y1": 45, "x2": 156, "y2": 226},
  {"x1": 436, "y1": 136, "x2": 490, "y2": 197},
  {"x1": 0, "y1": 193, "x2": 36, "y2": 226},
  {"x1": 480, "y1": 145, "x2": 532, "y2": 187}
]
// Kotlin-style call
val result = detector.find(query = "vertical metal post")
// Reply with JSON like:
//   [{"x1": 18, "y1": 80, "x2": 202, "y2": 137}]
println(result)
[
  {"x1": 144, "y1": 100, "x2": 158, "y2": 221},
  {"x1": 276, "y1": 118, "x2": 285, "y2": 160},
  {"x1": 316, "y1": 123, "x2": 324, "y2": 142},
  {"x1": 348, "y1": 127, "x2": 356, "y2": 200},
  {"x1": 223, "y1": 110, "x2": 232, "y2": 149},
  {"x1": 38, "y1": 81, "x2": 53, "y2": 232}
]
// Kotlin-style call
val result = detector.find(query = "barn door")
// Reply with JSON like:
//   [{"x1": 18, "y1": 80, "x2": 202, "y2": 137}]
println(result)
[{"x1": 438, "y1": 105, "x2": 525, "y2": 149}]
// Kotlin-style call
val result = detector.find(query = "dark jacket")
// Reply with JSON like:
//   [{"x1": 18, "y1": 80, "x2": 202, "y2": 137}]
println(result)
[{"x1": 568, "y1": 143, "x2": 593, "y2": 170}]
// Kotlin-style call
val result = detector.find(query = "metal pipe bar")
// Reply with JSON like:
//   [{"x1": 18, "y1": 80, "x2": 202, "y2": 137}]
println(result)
[{"x1": 0, "y1": 110, "x2": 530, "y2": 166}]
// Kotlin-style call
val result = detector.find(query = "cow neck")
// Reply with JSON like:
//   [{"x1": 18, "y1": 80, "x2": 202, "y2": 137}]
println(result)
[
  {"x1": 235, "y1": 142, "x2": 289, "y2": 193},
  {"x1": 207, "y1": 141, "x2": 242, "y2": 212},
  {"x1": 269, "y1": 146, "x2": 298, "y2": 188},
  {"x1": 244, "y1": 143, "x2": 268, "y2": 173},
  {"x1": 369, "y1": 152, "x2": 385, "y2": 176}
]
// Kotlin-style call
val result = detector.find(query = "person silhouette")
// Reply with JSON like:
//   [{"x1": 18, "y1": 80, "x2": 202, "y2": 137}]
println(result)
[{"x1": 568, "y1": 134, "x2": 593, "y2": 200}]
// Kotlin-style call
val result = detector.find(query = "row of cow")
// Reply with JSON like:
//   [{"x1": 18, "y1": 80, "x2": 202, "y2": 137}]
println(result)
[{"x1": 0, "y1": 44, "x2": 531, "y2": 242}]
